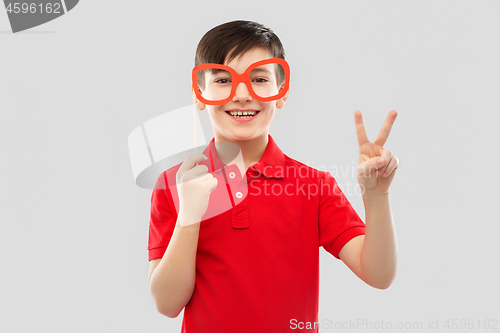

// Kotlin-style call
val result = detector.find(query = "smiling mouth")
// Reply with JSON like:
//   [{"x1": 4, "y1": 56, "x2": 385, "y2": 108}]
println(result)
[{"x1": 225, "y1": 111, "x2": 260, "y2": 119}]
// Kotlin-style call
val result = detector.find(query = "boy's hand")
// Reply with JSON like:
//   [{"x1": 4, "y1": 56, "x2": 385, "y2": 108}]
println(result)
[
  {"x1": 355, "y1": 110, "x2": 399, "y2": 195},
  {"x1": 176, "y1": 153, "x2": 218, "y2": 226}
]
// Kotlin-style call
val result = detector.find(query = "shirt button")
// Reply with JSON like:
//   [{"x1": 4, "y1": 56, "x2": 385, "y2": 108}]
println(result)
[
  {"x1": 235, "y1": 192, "x2": 243, "y2": 198},
  {"x1": 229, "y1": 172, "x2": 236, "y2": 179}
]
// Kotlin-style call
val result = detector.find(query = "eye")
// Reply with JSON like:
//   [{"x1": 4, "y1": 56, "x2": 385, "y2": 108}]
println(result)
[
  {"x1": 252, "y1": 77, "x2": 269, "y2": 83},
  {"x1": 215, "y1": 78, "x2": 231, "y2": 84}
]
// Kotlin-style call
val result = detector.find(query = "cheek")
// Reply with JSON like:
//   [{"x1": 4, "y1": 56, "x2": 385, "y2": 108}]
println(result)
[
  {"x1": 205, "y1": 107, "x2": 221, "y2": 125},
  {"x1": 260, "y1": 103, "x2": 275, "y2": 117},
  {"x1": 260, "y1": 102, "x2": 274, "y2": 112},
  {"x1": 207, "y1": 106, "x2": 221, "y2": 116}
]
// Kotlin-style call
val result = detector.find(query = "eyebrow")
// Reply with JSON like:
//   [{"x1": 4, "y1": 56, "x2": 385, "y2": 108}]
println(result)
[{"x1": 208, "y1": 68, "x2": 230, "y2": 74}]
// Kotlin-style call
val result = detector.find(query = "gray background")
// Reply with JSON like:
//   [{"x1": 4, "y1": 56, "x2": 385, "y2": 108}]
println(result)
[{"x1": 1, "y1": 1, "x2": 499, "y2": 332}]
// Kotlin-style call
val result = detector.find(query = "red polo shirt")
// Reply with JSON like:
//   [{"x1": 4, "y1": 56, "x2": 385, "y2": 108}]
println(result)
[{"x1": 148, "y1": 134, "x2": 366, "y2": 333}]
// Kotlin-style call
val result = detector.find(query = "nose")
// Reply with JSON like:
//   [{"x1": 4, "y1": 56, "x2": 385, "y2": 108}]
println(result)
[{"x1": 232, "y1": 82, "x2": 252, "y2": 103}]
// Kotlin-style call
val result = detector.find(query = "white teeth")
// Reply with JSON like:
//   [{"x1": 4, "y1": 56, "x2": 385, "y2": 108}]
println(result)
[{"x1": 228, "y1": 111, "x2": 256, "y2": 116}]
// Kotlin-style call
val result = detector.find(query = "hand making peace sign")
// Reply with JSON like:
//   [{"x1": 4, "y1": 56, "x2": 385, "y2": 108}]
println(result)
[{"x1": 355, "y1": 110, "x2": 399, "y2": 195}]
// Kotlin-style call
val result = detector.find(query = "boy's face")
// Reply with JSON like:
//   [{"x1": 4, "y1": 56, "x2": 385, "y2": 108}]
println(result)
[{"x1": 195, "y1": 47, "x2": 288, "y2": 143}]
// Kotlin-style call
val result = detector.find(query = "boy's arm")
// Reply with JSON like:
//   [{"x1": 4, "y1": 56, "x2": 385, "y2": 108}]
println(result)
[
  {"x1": 338, "y1": 192, "x2": 397, "y2": 289},
  {"x1": 148, "y1": 214, "x2": 201, "y2": 318},
  {"x1": 338, "y1": 110, "x2": 399, "y2": 289}
]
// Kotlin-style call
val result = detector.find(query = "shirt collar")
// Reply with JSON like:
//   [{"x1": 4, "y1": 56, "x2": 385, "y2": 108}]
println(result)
[{"x1": 201, "y1": 134, "x2": 285, "y2": 179}]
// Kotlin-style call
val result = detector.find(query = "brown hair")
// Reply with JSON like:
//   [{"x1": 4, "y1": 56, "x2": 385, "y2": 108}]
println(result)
[{"x1": 195, "y1": 20, "x2": 286, "y2": 90}]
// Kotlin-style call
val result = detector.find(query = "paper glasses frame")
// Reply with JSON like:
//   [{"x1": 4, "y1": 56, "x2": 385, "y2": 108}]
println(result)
[{"x1": 192, "y1": 58, "x2": 290, "y2": 106}]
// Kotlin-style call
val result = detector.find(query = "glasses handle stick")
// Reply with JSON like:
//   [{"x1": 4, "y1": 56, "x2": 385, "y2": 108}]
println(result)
[
  {"x1": 192, "y1": 93, "x2": 197, "y2": 154},
  {"x1": 194, "y1": 104, "x2": 197, "y2": 154}
]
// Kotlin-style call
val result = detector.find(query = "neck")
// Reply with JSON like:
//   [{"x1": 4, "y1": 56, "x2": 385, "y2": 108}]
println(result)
[{"x1": 214, "y1": 133, "x2": 269, "y2": 170}]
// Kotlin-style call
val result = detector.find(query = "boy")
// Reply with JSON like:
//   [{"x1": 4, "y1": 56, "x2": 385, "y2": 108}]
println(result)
[{"x1": 147, "y1": 20, "x2": 399, "y2": 333}]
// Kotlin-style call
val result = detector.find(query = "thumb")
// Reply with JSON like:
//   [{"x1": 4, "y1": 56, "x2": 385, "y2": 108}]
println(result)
[
  {"x1": 210, "y1": 177, "x2": 218, "y2": 193},
  {"x1": 357, "y1": 156, "x2": 385, "y2": 178}
]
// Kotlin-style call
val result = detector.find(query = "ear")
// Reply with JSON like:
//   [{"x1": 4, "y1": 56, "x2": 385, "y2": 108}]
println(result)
[
  {"x1": 192, "y1": 87, "x2": 206, "y2": 111},
  {"x1": 276, "y1": 86, "x2": 289, "y2": 109}
]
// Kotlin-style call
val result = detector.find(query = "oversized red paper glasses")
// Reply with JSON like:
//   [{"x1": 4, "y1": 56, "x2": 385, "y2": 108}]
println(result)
[{"x1": 192, "y1": 58, "x2": 290, "y2": 105}]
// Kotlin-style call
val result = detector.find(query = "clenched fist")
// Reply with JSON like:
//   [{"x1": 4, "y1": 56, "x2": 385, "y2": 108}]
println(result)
[{"x1": 176, "y1": 153, "x2": 218, "y2": 226}]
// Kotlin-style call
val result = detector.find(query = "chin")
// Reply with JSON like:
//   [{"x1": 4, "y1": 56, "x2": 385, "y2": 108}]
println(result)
[{"x1": 229, "y1": 132, "x2": 256, "y2": 140}]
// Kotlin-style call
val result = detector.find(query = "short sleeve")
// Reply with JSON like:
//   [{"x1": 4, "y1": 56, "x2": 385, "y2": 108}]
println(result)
[
  {"x1": 318, "y1": 172, "x2": 366, "y2": 259},
  {"x1": 148, "y1": 172, "x2": 177, "y2": 261}
]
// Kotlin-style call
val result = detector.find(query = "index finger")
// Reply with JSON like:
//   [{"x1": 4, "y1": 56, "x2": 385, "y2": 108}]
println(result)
[
  {"x1": 374, "y1": 110, "x2": 398, "y2": 147},
  {"x1": 354, "y1": 110, "x2": 369, "y2": 146}
]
